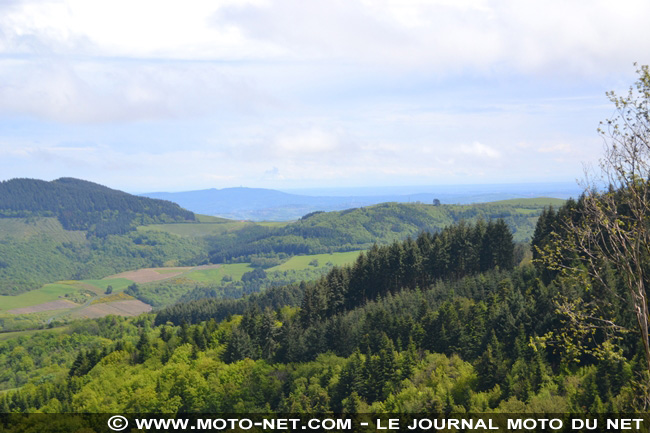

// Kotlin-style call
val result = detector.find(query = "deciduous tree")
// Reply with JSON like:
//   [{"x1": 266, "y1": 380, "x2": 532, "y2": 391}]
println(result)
[{"x1": 539, "y1": 64, "x2": 650, "y2": 403}]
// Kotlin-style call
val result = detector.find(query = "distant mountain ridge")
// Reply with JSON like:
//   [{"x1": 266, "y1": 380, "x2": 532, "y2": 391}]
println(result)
[
  {"x1": 0, "y1": 177, "x2": 196, "y2": 236},
  {"x1": 142, "y1": 183, "x2": 581, "y2": 221},
  {"x1": 142, "y1": 187, "x2": 380, "y2": 220}
]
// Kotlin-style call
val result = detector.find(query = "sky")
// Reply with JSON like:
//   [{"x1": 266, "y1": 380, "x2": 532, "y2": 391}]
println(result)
[{"x1": 0, "y1": 0, "x2": 649, "y2": 193}]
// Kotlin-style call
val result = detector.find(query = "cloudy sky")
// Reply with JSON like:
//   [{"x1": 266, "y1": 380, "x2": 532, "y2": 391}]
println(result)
[{"x1": 1, "y1": 0, "x2": 649, "y2": 192}]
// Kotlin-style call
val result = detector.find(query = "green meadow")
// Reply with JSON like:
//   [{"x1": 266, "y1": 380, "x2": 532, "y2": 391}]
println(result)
[
  {"x1": 184, "y1": 264, "x2": 254, "y2": 283},
  {"x1": 0, "y1": 283, "x2": 79, "y2": 312},
  {"x1": 267, "y1": 250, "x2": 363, "y2": 272},
  {"x1": 136, "y1": 214, "x2": 292, "y2": 238}
]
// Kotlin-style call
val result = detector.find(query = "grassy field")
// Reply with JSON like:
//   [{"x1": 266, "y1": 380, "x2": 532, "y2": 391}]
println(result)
[
  {"x1": 0, "y1": 217, "x2": 86, "y2": 242},
  {"x1": 1, "y1": 250, "x2": 367, "y2": 315},
  {"x1": 137, "y1": 215, "x2": 290, "y2": 238},
  {"x1": 256, "y1": 221, "x2": 291, "y2": 228},
  {"x1": 0, "y1": 264, "x2": 247, "y2": 315},
  {"x1": 184, "y1": 263, "x2": 254, "y2": 283},
  {"x1": 138, "y1": 221, "x2": 252, "y2": 237},
  {"x1": 267, "y1": 251, "x2": 363, "y2": 272},
  {"x1": 0, "y1": 283, "x2": 79, "y2": 311},
  {"x1": 195, "y1": 214, "x2": 231, "y2": 223},
  {"x1": 486, "y1": 197, "x2": 566, "y2": 207},
  {"x1": 0, "y1": 277, "x2": 133, "y2": 313}
]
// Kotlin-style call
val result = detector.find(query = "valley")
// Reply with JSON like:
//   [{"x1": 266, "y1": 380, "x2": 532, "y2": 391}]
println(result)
[
  {"x1": 10, "y1": 176, "x2": 640, "y2": 414},
  {"x1": 0, "y1": 179, "x2": 562, "y2": 334},
  {"x1": 0, "y1": 250, "x2": 364, "y2": 332}
]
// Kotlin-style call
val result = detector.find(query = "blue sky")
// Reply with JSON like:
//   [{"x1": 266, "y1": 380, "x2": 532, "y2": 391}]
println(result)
[{"x1": 0, "y1": 0, "x2": 649, "y2": 192}]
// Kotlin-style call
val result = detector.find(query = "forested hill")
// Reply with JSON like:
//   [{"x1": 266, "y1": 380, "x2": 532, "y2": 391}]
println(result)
[
  {"x1": 0, "y1": 178, "x2": 196, "y2": 236},
  {"x1": 3, "y1": 212, "x2": 645, "y2": 413},
  {"x1": 206, "y1": 199, "x2": 559, "y2": 263},
  {"x1": 158, "y1": 219, "x2": 516, "y2": 326}
]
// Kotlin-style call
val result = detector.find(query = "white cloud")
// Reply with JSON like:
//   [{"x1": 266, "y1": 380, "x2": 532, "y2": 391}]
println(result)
[
  {"x1": 458, "y1": 141, "x2": 500, "y2": 159},
  {"x1": 0, "y1": 0, "x2": 638, "y2": 188},
  {"x1": 0, "y1": 0, "x2": 647, "y2": 124},
  {"x1": 537, "y1": 143, "x2": 573, "y2": 154},
  {"x1": 0, "y1": 0, "x2": 270, "y2": 60},
  {"x1": 0, "y1": 58, "x2": 272, "y2": 123},
  {"x1": 274, "y1": 128, "x2": 342, "y2": 155},
  {"x1": 1, "y1": 0, "x2": 647, "y2": 73},
  {"x1": 215, "y1": 0, "x2": 650, "y2": 75}
]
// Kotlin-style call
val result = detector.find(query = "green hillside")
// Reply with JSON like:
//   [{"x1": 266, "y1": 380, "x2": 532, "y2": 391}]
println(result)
[
  {"x1": 0, "y1": 177, "x2": 196, "y2": 237},
  {"x1": 0, "y1": 178, "x2": 203, "y2": 295},
  {"x1": 0, "y1": 218, "x2": 86, "y2": 243},
  {"x1": 0, "y1": 179, "x2": 559, "y2": 298},
  {"x1": 204, "y1": 199, "x2": 561, "y2": 263},
  {"x1": 0, "y1": 225, "x2": 207, "y2": 296},
  {"x1": 1, "y1": 209, "x2": 646, "y2": 414}
]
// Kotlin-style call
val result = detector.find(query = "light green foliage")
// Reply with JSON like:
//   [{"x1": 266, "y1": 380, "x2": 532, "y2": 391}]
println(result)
[
  {"x1": 0, "y1": 236, "x2": 82, "y2": 295},
  {"x1": 0, "y1": 325, "x2": 70, "y2": 341},
  {"x1": 0, "y1": 327, "x2": 112, "y2": 391}
]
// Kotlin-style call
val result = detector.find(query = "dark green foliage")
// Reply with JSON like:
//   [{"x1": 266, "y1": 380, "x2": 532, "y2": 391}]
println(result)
[
  {"x1": 154, "y1": 283, "x2": 305, "y2": 326},
  {"x1": 69, "y1": 347, "x2": 108, "y2": 377},
  {"x1": 301, "y1": 219, "x2": 514, "y2": 322},
  {"x1": 225, "y1": 327, "x2": 256, "y2": 362},
  {"x1": 157, "y1": 219, "x2": 513, "y2": 328},
  {"x1": 0, "y1": 178, "x2": 195, "y2": 237},
  {"x1": 241, "y1": 268, "x2": 267, "y2": 282}
]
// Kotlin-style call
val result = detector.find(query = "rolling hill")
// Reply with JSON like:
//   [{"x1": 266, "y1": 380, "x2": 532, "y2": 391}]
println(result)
[
  {"x1": 0, "y1": 178, "x2": 203, "y2": 295},
  {"x1": 0, "y1": 177, "x2": 196, "y2": 236},
  {"x1": 0, "y1": 177, "x2": 561, "y2": 303},
  {"x1": 188, "y1": 199, "x2": 564, "y2": 263},
  {"x1": 142, "y1": 182, "x2": 579, "y2": 221}
]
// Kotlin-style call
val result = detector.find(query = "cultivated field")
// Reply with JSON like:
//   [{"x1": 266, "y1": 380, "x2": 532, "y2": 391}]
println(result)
[
  {"x1": 106, "y1": 268, "x2": 191, "y2": 283},
  {"x1": 7, "y1": 300, "x2": 78, "y2": 315},
  {"x1": 70, "y1": 300, "x2": 152, "y2": 319},
  {"x1": 0, "y1": 248, "x2": 363, "y2": 334}
]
